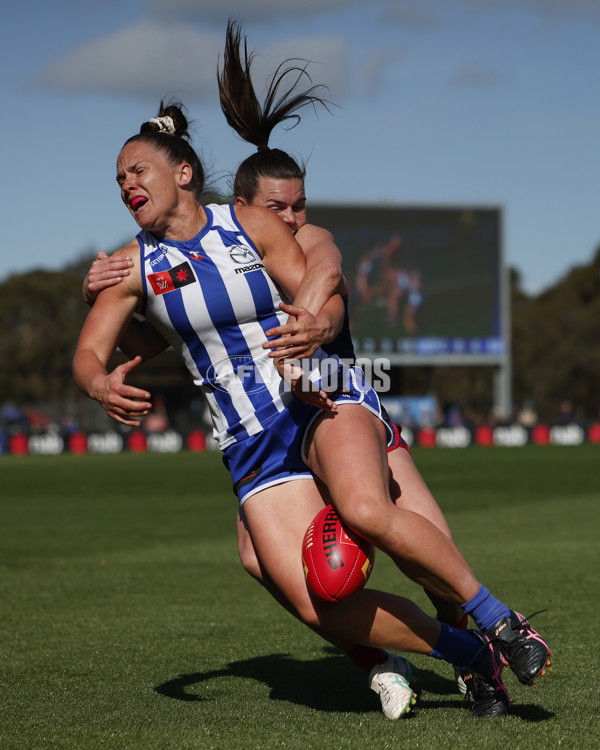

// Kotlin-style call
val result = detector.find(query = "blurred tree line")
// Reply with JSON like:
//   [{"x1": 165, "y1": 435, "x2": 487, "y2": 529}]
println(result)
[{"x1": 1, "y1": 244, "x2": 599, "y2": 430}]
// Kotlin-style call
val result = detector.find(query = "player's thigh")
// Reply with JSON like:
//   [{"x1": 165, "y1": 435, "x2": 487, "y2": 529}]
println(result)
[
  {"x1": 306, "y1": 405, "x2": 389, "y2": 495},
  {"x1": 242, "y1": 478, "x2": 326, "y2": 613},
  {"x1": 305, "y1": 405, "x2": 391, "y2": 530},
  {"x1": 387, "y1": 446, "x2": 454, "y2": 539}
]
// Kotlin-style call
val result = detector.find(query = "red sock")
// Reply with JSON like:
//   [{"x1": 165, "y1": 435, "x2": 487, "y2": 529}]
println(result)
[{"x1": 347, "y1": 645, "x2": 388, "y2": 674}]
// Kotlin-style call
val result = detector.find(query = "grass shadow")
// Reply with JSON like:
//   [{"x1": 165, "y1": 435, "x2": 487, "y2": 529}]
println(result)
[
  {"x1": 509, "y1": 703, "x2": 556, "y2": 722},
  {"x1": 154, "y1": 651, "x2": 378, "y2": 713},
  {"x1": 155, "y1": 650, "x2": 555, "y2": 721}
]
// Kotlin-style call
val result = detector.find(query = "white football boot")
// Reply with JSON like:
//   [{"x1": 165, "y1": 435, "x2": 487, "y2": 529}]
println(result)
[
  {"x1": 455, "y1": 666, "x2": 468, "y2": 696},
  {"x1": 369, "y1": 653, "x2": 417, "y2": 719}
]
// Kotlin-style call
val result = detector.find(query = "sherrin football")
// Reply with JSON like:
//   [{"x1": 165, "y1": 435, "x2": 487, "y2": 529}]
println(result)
[{"x1": 302, "y1": 504, "x2": 375, "y2": 602}]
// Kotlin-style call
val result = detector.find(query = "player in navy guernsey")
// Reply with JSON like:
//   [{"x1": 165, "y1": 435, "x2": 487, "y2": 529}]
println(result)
[{"x1": 76, "y1": 22, "x2": 551, "y2": 721}]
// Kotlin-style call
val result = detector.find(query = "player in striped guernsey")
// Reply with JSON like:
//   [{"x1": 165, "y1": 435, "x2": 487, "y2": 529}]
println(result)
[
  {"x1": 77, "y1": 24, "x2": 550, "y2": 719},
  {"x1": 138, "y1": 201, "x2": 323, "y2": 451},
  {"x1": 74, "y1": 104, "x2": 513, "y2": 720}
]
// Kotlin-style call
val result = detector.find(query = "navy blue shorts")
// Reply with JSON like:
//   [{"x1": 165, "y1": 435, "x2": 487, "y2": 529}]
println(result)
[{"x1": 223, "y1": 365, "x2": 403, "y2": 504}]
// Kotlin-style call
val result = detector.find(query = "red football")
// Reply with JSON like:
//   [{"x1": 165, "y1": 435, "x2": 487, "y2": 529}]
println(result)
[{"x1": 302, "y1": 504, "x2": 375, "y2": 602}]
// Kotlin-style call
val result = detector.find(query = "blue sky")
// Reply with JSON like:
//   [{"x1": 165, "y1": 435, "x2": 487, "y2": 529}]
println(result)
[{"x1": 3, "y1": 0, "x2": 599, "y2": 294}]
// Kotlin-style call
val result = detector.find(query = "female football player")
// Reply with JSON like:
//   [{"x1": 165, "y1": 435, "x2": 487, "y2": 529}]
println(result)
[{"x1": 77, "y1": 21, "x2": 550, "y2": 720}]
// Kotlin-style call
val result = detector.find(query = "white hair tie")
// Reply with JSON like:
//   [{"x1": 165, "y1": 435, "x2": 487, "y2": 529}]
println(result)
[{"x1": 149, "y1": 116, "x2": 176, "y2": 135}]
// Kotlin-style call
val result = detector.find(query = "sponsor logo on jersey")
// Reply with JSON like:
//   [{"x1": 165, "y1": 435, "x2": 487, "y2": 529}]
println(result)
[
  {"x1": 150, "y1": 253, "x2": 166, "y2": 267},
  {"x1": 228, "y1": 244, "x2": 257, "y2": 264},
  {"x1": 190, "y1": 251, "x2": 204, "y2": 260},
  {"x1": 148, "y1": 261, "x2": 196, "y2": 295},
  {"x1": 227, "y1": 244, "x2": 264, "y2": 274},
  {"x1": 234, "y1": 263, "x2": 263, "y2": 275}
]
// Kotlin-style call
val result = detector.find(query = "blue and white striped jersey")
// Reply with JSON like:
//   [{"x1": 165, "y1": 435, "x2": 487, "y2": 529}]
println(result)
[{"x1": 138, "y1": 203, "x2": 311, "y2": 449}]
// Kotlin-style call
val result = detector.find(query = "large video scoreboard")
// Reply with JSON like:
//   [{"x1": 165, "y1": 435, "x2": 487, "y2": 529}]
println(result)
[{"x1": 308, "y1": 204, "x2": 507, "y2": 365}]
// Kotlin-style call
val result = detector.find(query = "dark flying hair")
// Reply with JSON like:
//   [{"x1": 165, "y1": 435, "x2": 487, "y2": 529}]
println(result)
[{"x1": 217, "y1": 18, "x2": 333, "y2": 201}]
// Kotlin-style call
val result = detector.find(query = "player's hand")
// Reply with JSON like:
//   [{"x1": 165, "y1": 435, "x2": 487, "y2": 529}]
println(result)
[
  {"x1": 263, "y1": 302, "x2": 330, "y2": 359},
  {"x1": 83, "y1": 251, "x2": 133, "y2": 306},
  {"x1": 274, "y1": 357, "x2": 337, "y2": 412},
  {"x1": 91, "y1": 356, "x2": 152, "y2": 426}
]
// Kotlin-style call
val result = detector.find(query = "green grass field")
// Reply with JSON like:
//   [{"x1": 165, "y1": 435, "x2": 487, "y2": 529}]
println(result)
[{"x1": 1, "y1": 445, "x2": 599, "y2": 749}]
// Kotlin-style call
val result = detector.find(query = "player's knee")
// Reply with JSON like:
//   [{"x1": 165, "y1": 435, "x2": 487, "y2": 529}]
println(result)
[{"x1": 340, "y1": 496, "x2": 390, "y2": 543}]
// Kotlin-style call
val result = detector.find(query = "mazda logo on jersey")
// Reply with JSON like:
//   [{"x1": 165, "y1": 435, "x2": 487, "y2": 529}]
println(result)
[
  {"x1": 148, "y1": 261, "x2": 196, "y2": 295},
  {"x1": 228, "y1": 244, "x2": 257, "y2": 264}
]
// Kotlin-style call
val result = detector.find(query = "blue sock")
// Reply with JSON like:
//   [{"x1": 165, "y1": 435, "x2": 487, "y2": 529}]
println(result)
[
  {"x1": 461, "y1": 584, "x2": 511, "y2": 632},
  {"x1": 429, "y1": 622, "x2": 483, "y2": 670},
  {"x1": 430, "y1": 623, "x2": 497, "y2": 679}
]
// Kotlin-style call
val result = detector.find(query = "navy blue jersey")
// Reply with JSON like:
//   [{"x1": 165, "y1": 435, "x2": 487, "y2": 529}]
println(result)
[{"x1": 322, "y1": 293, "x2": 355, "y2": 363}]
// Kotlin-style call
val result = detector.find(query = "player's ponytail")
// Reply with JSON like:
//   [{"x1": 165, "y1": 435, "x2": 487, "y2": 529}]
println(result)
[{"x1": 218, "y1": 18, "x2": 332, "y2": 201}]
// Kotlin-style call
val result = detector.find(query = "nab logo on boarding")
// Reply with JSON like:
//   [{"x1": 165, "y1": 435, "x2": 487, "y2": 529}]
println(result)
[{"x1": 148, "y1": 261, "x2": 196, "y2": 296}]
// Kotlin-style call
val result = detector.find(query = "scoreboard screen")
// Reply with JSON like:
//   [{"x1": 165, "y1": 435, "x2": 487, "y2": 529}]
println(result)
[{"x1": 308, "y1": 204, "x2": 506, "y2": 363}]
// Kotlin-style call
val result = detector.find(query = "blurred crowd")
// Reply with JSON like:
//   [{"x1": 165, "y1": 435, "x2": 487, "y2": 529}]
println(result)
[{"x1": 0, "y1": 395, "x2": 586, "y2": 440}]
